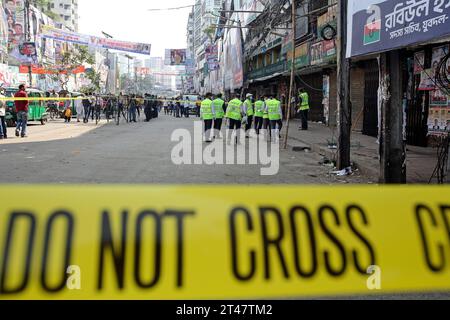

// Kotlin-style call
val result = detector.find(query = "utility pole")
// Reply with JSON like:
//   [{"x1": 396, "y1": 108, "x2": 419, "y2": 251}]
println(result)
[
  {"x1": 102, "y1": 31, "x2": 114, "y2": 95},
  {"x1": 24, "y1": 0, "x2": 32, "y2": 87},
  {"x1": 337, "y1": 0, "x2": 351, "y2": 170},
  {"x1": 283, "y1": 0, "x2": 296, "y2": 149},
  {"x1": 379, "y1": 51, "x2": 406, "y2": 183}
]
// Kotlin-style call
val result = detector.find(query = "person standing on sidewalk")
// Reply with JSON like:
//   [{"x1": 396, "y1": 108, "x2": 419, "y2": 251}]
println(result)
[
  {"x1": 254, "y1": 95, "x2": 265, "y2": 136},
  {"x1": 200, "y1": 93, "x2": 214, "y2": 143},
  {"x1": 75, "y1": 94, "x2": 84, "y2": 122},
  {"x1": 14, "y1": 84, "x2": 29, "y2": 138},
  {"x1": 128, "y1": 94, "x2": 137, "y2": 123},
  {"x1": 0, "y1": 88, "x2": 7, "y2": 139},
  {"x1": 244, "y1": 93, "x2": 254, "y2": 138},
  {"x1": 212, "y1": 93, "x2": 225, "y2": 139},
  {"x1": 298, "y1": 87, "x2": 310, "y2": 130}
]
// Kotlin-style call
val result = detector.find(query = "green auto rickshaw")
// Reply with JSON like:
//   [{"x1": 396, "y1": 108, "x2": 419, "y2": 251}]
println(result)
[{"x1": 27, "y1": 89, "x2": 48, "y2": 125}]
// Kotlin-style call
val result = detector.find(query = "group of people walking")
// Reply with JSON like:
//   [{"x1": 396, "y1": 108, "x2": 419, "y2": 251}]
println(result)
[
  {"x1": 200, "y1": 92, "x2": 284, "y2": 144},
  {"x1": 199, "y1": 88, "x2": 310, "y2": 144}
]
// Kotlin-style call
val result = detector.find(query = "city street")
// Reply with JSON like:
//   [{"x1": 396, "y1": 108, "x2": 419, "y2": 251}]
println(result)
[{"x1": 0, "y1": 116, "x2": 371, "y2": 184}]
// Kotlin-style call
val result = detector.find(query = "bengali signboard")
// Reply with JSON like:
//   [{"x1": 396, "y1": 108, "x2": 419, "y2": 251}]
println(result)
[
  {"x1": 347, "y1": 0, "x2": 450, "y2": 58},
  {"x1": 286, "y1": 42, "x2": 310, "y2": 69},
  {"x1": 311, "y1": 40, "x2": 337, "y2": 66},
  {"x1": 41, "y1": 26, "x2": 151, "y2": 55}
]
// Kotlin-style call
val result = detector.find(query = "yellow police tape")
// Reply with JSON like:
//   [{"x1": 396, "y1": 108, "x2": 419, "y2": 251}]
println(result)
[
  {"x1": 0, "y1": 96, "x2": 199, "y2": 103},
  {"x1": 0, "y1": 185, "x2": 449, "y2": 300}
]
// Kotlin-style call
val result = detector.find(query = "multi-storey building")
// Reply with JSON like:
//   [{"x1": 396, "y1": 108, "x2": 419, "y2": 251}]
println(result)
[
  {"x1": 48, "y1": 0, "x2": 79, "y2": 31},
  {"x1": 191, "y1": 0, "x2": 222, "y2": 93}
]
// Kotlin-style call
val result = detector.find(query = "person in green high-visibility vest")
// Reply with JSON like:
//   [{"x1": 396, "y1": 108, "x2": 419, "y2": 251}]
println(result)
[
  {"x1": 201, "y1": 92, "x2": 214, "y2": 143},
  {"x1": 265, "y1": 94, "x2": 283, "y2": 142},
  {"x1": 225, "y1": 92, "x2": 245, "y2": 145},
  {"x1": 253, "y1": 95, "x2": 265, "y2": 135},
  {"x1": 244, "y1": 93, "x2": 254, "y2": 138},
  {"x1": 212, "y1": 93, "x2": 225, "y2": 139},
  {"x1": 297, "y1": 87, "x2": 310, "y2": 130}
]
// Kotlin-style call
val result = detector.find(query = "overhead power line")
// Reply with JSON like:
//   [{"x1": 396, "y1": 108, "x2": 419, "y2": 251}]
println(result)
[{"x1": 147, "y1": 4, "x2": 196, "y2": 11}]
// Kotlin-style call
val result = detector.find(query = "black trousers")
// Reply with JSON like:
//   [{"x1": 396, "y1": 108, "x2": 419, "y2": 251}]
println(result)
[
  {"x1": 245, "y1": 115, "x2": 253, "y2": 133},
  {"x1": 270, "y1": 119, "x2": 283, "y2": 132},
  {"x1": 214, "y1": 118, "x2": 223, "y2": 136},
  {"x1": 144, "y1": 107, "x2": 152, "y2": 121},
  {"x1": 300, "y1": 109, "x2": 309, "y2": 130},
  {"x1": 254, "y1": 116, "x2": 263, "y2": 135},
  {"x1": 228, "y1": 118, "x2": 242, "y2": 142},
  {"x1": 204, "y1": 119, "x2": 213, "y2": 140}
]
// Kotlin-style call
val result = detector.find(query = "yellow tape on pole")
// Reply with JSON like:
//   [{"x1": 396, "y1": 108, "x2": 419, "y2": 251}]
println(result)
[{"x1": 0, "y1": 185, "x2": 449, "y2": 300}]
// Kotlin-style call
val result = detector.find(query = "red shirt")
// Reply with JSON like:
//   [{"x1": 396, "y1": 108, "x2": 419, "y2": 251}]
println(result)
[{"x1": 14, "y1": 90, "x2": 29, "y2": 112}]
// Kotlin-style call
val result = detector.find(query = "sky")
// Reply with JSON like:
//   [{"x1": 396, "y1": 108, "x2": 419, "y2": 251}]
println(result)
[{"x1": 78, "y1": 0, "x2": 193, "y2": 59}]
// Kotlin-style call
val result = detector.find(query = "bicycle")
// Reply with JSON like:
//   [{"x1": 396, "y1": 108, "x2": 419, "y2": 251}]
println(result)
[{"x1": 116, "y1": 103, "x2": 129, "y2": 125}]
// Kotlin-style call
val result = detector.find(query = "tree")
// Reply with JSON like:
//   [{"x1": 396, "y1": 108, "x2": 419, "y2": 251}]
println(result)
[
  {"x1": 30, "y1": 0, "x2": 59, "y2": 20},
  {"x1": 50, "y1": 45, "x2": 98, "y2": 91}
]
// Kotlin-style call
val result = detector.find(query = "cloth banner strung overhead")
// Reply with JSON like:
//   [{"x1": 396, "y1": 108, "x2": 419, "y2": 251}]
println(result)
[{"x1": 40, "y1": 26, "x2": 151, "y2": 55}]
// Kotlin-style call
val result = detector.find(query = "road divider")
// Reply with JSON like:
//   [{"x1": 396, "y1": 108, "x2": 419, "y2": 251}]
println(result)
[{"x1": 0, "y1": 185, "x2": 449, "y2": 299}]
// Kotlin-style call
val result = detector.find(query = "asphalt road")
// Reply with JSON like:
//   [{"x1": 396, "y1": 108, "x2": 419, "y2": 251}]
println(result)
[{"x1": 0, "y1": 115, "x2": 370, "y2": 184}]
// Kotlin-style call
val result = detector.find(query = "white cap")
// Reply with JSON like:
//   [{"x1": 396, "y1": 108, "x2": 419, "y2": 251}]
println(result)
[{"x1": 246, "y1": 93, "x2": 253, "y2": 98}]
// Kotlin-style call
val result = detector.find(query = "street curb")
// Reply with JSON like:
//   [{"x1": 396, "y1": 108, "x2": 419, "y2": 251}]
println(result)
[{"x1": 286, "y1": 134, "x2": 379, "y2": 179}]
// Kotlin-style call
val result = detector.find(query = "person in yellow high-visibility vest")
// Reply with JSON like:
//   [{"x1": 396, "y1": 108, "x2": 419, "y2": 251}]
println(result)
[
  {"x1": 297, "y1": 87, "x2": 310, "y2": 130},
  {"x1": 212, "y1": 93, "x2": 225, "y2": 139},
  {"x1": 225, "y1": 92, "x2": 245, "y2": 145},
  {"x1": 253, "y1": 95, "x2": 265, "y2": 135},
  {"x1": 265, "y1": 94, "x2": 283, "y2": 142},
  {"x1": 200, "y1": 93, "x2": 214, "y2": 143},
  {"x1": 262, "y1": 95, "x2": 271, "y2": 141},
  {"x1": 244, "y1": 93, "x2": 254, "y2": 138}
]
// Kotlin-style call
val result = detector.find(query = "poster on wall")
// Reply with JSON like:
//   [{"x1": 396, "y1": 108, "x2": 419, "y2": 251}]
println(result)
[
  {"x1": 428, "y1": 107, "x2": 450, "y2": 133},
  {"x1": 418, "y1": 69, "x2": 436, "y2": 91},
  {"x1": 347, "y1": 0, "x2": 450, "y2": 58},
  {"x1": 413, "y1": 51, "x2": 425, "y2": 74}
]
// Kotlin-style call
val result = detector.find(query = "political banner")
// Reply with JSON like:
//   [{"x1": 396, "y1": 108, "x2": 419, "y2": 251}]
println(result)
[
  {"x1": 41, "y1": 26, "x2": 151, "y2": 55},
  {"x1": 4, "y1": 0, "x2": 25, "y2": 65},
  {"x1": 0, "y1": 2, "x2": 8, "y2": 54},
  {"x1": 206, "y1": 44, "x2": 219, "y2": 71},
  {"x1": 165, "y1": 49, "x2": 187, "y2": 65},
  {"x1": 347, "y1": 0, "x2": 450, "y2": 58}
]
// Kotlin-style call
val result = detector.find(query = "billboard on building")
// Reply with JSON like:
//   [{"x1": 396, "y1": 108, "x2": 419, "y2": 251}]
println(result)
[
  {"x1": 223, "y1": 27, "x2": 243, "y2": 91},
  {"x1": 165, "y1": 49, "x2": 187, "y2": 65},
  {"x1": 347, "y1": 0, "x2": 450, "y2": 58}
]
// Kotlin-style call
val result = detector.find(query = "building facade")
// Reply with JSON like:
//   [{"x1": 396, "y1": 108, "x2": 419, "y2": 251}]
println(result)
[{"x1": 48, "y1": 0, "x2": 79, "y2": 31}]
